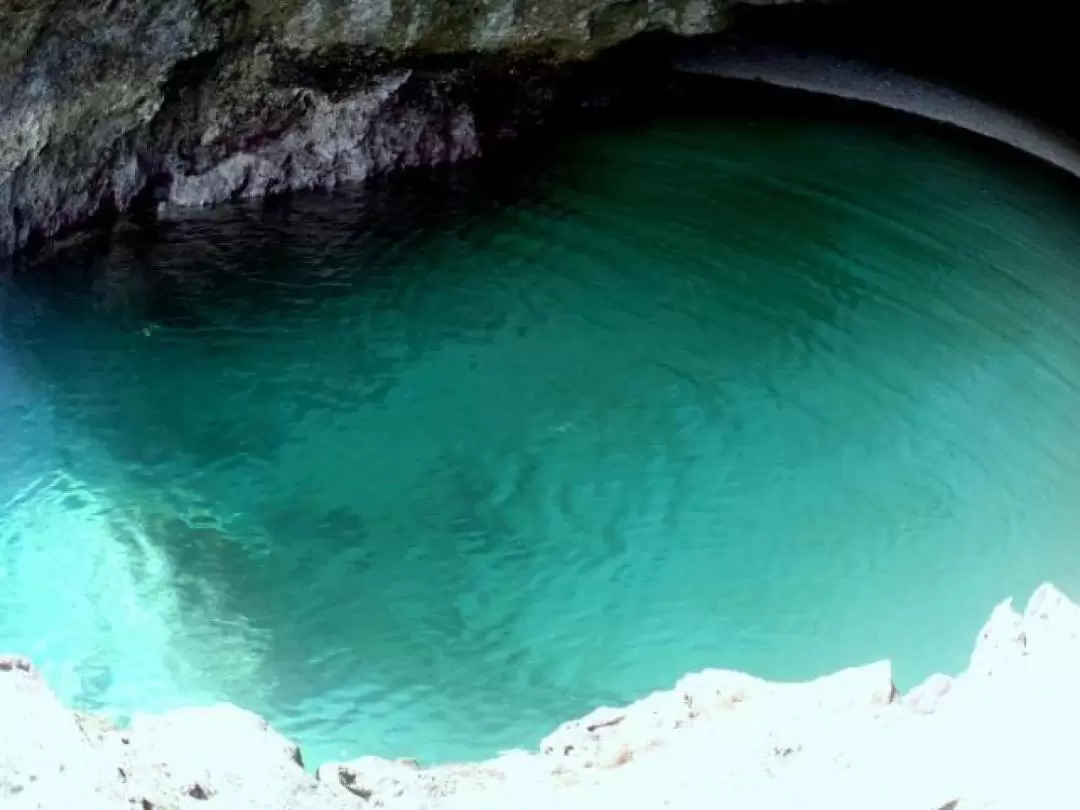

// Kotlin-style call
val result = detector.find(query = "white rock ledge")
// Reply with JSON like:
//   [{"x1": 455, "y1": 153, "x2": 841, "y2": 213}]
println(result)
[{"x1": 4, "y1": 583, "x2": 1080, "y2": 809}]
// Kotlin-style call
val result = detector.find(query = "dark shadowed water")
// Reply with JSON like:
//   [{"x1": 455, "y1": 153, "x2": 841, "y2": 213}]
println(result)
[{"x1": 3, "y1": 98, "x2": 1080, "y2": 766}]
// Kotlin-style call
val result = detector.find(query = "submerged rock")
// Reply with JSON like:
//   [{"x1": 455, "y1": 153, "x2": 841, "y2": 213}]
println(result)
[
  {"x1": 0, "y1": 0, "x2": 746, "y2": 258},
  {"x1": 6, "y1": 584, "x2": 1080, "y2": 808}
]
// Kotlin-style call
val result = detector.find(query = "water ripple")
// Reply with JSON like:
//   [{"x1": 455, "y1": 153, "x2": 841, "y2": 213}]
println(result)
[{"x1": 3, "y1": 106, "x2": 1080, "y2": 766}]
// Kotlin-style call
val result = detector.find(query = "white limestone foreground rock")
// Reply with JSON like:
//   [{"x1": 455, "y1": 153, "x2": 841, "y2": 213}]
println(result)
[
  {"x1": 0, "y1": 656, "x2": 350, "y2": 810},
  {"x1": 5, "y1": 583, "x2": 1080, "y2": 809}
]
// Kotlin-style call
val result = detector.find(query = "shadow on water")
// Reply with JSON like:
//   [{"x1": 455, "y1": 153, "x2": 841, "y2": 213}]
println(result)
[{"x1": 3, "y1": 152, "x2": 551, "y2": 323}]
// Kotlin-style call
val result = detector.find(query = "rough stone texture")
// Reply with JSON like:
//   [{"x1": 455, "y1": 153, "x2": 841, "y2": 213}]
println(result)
[
  {"x1": 6, "y1": 583, "x2": 1080, "y2": 809},
  {"x1": 0, "y1": 656, "x2": 352, "y2": 809},
  {"x1": 0, "y1": 0, "x2": 770, "y2": 257}
]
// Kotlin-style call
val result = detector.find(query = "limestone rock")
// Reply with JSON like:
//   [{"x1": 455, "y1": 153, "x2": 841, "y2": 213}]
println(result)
[
  {"x1": 537, "y1": 661, "x2": 894, "y2": 771},
  {"x1": 0, "y1": 656, "x2": 126, "y2": 809},
  {"x1": 968, "y1": 597, "x2": 1028, "y2": 676},
  {"x1": 120, "y1": 704, "x2": 341, "y2": 810},
  {"x1": 0, "y1": 0, "x2": 784, "y2": 257},
  {"x1": 0, "y1": 655, "x2": 347, "y2": 810},
  {"x1": 8, "y1": 583, "x2": 1080, "y2": 809},
  {"x1": 903, "y1": 672, "x2": 954, "y2": 714},
  {"x1": 317, "y1": 755, "x2": 530, "y2": 807},
  {"x1": 317, "y1": 585, "x2": 1080, "y2": 809},
  {"x1": 1023, "y1": 582, "x2": 1080, "y2": 653},
  {"x1": 762, "y1": 659, "x2": 898, "y2": 710},
  {"x1": 318, "y1": 757, "x2": 429, "y2": 802}
]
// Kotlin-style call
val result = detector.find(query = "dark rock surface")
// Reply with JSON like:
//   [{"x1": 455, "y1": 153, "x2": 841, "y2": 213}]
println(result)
[
  {"x1": 0, "y1": 0, "x2": 754, "y2": 257},
  {"x1": 674, "y1": 42, "x2": 1080, "y2": 180}
]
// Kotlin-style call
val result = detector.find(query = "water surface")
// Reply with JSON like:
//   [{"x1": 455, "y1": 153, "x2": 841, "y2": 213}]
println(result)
[{"x1": 3, "y1": 101, "x2": 1080, "y2": 766}]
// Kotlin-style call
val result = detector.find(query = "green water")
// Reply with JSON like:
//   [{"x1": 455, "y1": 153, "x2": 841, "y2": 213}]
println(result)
[{"x1": 3, "y1": 103, "x2": 1080, "y2": 767}]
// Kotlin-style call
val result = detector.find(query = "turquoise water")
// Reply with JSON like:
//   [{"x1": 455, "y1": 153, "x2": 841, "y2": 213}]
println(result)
[{"x1": 3, "y1": 102, "x2": 1080, "y2": 767}]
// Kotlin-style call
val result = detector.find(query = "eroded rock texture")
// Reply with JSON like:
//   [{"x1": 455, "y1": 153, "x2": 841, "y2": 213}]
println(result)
[
  {"x1": 0, "y1": 0, "x2": 747, "y2": 257},
  {"x1": 0, "y1": 655, "x2": 352, "y2": 809}
]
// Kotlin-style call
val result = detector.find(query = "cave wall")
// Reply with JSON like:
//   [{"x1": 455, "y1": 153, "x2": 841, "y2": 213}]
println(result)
[
  {"x1": 4, "y1": 0, "x2": 1078, "y2": 259},
  {"x1": 0, "y1": 0, "x2": 761, "y2": 258},
  {"x1": 723, "y1": 0, "x2": 1080, "y2": 135}
]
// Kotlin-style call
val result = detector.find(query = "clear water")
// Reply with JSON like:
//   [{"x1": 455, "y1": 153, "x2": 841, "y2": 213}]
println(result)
[{"x1": 3, "y1": 102, "x2": 1080, "y2": 767}]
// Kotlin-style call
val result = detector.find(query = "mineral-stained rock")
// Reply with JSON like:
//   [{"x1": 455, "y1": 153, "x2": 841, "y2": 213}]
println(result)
[{"x1": 0, "y1": 0, "x2": 780, "y2": 257}]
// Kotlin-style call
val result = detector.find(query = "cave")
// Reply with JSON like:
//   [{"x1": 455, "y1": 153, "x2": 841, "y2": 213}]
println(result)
[{"x1": 4, "y1": 2, "x2": 1080, "y2": 807}]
